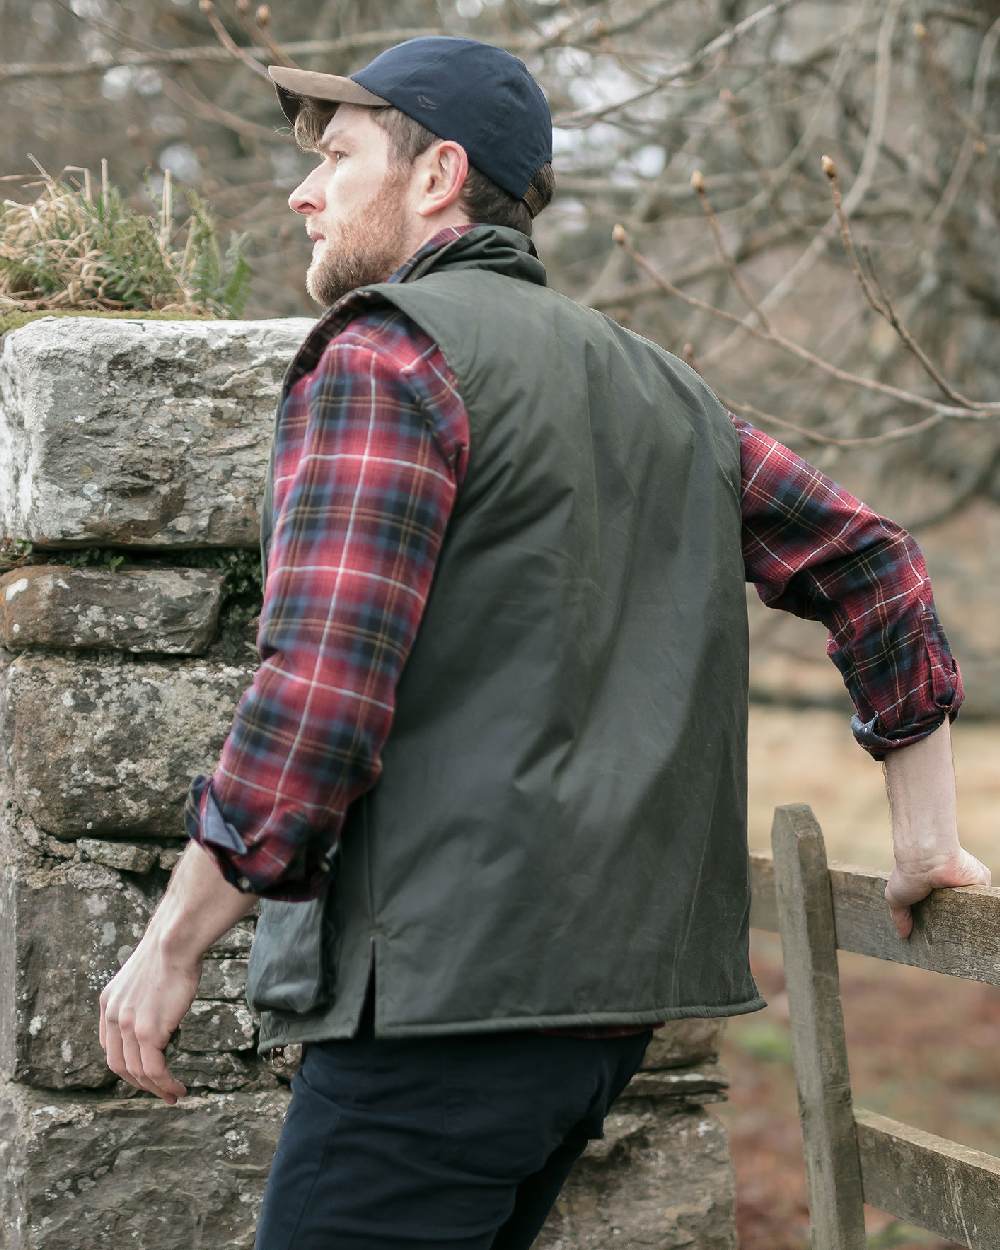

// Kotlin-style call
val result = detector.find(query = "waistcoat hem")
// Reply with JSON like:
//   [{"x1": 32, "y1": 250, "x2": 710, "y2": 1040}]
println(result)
[{"x1": 254, "y1": 993, "x2": 766, "y2": 1054}]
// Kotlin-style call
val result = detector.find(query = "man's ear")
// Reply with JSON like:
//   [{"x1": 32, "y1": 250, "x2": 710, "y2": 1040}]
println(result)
[{"x1": 414, "y1": 139, "x2": 469, "y2": 217}]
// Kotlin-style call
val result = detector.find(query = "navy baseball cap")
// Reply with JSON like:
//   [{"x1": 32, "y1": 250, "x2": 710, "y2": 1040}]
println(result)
[{"x1": 268, "y1": 36, "x2": 552, "y2": 214}]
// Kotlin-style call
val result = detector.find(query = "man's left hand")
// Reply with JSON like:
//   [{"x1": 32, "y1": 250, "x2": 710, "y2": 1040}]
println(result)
[{"x1": 99, "y1": 931, "x2": 201, "y2": 1105}]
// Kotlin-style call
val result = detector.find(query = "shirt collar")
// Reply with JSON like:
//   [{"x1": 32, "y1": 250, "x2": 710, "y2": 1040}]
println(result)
[{"x1": 387, "y1": 223, "x2": 480, "y2": 284}]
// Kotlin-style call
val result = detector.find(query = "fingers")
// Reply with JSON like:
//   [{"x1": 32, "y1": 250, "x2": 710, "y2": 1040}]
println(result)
[
  {"x1": 887, "y1": 900, "x2": 913, "y2": 941},
  {"x1": 120, "y1": 1029, "x2": 153, "y2": 1095},
  {"x1": 102, "y1": 1010, "x2": 186, "y2": 1104},
  {"x1": 139, "y1": 1042, "x2": 188, "y2": 1105},
  {"x1": 102, "y1": 1013, "x2": 132, "y2": 1092},
  {"x1": 961, "y1": 851, "x2": 991, "y2": 887}
]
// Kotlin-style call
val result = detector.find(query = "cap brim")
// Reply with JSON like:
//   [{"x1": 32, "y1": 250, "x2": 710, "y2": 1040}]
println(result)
[{"x1": 267, "y1": 65, "x2": 389, "y2": 124}]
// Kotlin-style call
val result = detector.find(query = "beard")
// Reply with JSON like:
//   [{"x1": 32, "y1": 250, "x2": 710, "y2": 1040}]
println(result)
[{"x1": 306, "y1": 170, "x2": 412, "y2": 308}]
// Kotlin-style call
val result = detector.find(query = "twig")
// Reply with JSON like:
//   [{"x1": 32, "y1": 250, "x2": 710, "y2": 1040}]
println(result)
[
  {"x1": 717, "y1": 85, "x2": 783, "y2": 214},
  {"x1": 868, "y1": 252, "x2": 981, "y2": 410},
  {"x1": 924, "y1": 14, "x2": 1000, "y2": 238},
  {"x1": 820, "y1": 155, "x2": 885, "y2": 316},
  {"x1": 198, "y1": 0, "x2": 269, "y2": 79},
  {"x1": 229, "y1": 0, "x2": 297, "y2": 69},
  {"x1": 160, "y1": 169, "x2": 173, "y2": 248},
  {"x1": 822, "y1": 154, "x2": 977, "y2": 410},
  {"x1": 924, "y1": 7, "x2": 993, "y2": 30},
  {"x1": 589, "y1": 204, "x2": 913, "y2": 312},
  {"x1": 699, "y1": 0, "x2": 903, "y2": 366},
  {"x1": 690, "y1": 168, "x2": 771, "y2": 332},
  {"x1": 159, "y1": 72, "x2": 283, "y2": 143},
  {"x1": 63, "y1": 165, "x2": 93, "y2": 201},
  {"x1": 723, "y1": 395, "x2": 944, "y2": 447},
  {"x1": 914, "y1": 20, "x2": 987, "y2": 144},
  {"x1": 728, "y1": 0, "x2": 881, "y2": 221}
]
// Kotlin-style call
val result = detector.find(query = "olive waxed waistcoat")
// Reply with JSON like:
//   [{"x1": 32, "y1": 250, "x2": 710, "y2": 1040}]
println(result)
[{"x1": 247, "y1": 225, "x2": 765, "y2": 1052}]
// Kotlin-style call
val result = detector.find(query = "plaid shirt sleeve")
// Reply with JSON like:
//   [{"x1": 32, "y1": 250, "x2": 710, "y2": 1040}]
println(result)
[
  {"x1": 734, "y1": 414, "x2": 964, "y2": 760},
  {"x1": 184, "y1": 319, "x2": 470, "y2": 900}
]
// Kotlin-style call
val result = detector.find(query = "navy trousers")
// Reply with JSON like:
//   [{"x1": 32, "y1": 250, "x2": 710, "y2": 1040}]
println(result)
[{"x1": 254, "y1": 995, "x2": 652, "y2": 1249}]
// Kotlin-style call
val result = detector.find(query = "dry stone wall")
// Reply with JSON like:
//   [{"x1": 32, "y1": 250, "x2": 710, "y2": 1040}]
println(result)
[{"x1": 0, "y1": 316, "x2": 738, "y2": 1250}]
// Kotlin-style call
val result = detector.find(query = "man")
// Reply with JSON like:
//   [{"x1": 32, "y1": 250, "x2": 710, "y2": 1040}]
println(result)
[{"x1": 99, "y1": 35, "x2": 990, "y2": 1249}]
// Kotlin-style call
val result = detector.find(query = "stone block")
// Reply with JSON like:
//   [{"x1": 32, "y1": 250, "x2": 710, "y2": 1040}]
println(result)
[
  {"x1": 161, "y1": 1048, "x2": 276, "y2": 1094},
  {"x1": 0, "y1": 841, "x2": 154, "y2": 1090},
  {"x1": 0, "y1": 566, "x2": 224, "y2": 654},
  {"x1": 0, "y1": 812, "x2": 260, "y2": 1090},
  {"x1": 157, "y1": 844, "x2": 185, "y2": 872},
  {"x1": 538, "y1": 1105, "x2": 737, "y2": 1249},
  {"x1": 0, "y1": 316, "x2": 313, "y2": 549},
  {"x1": 0, "y1": 1081, "x2": 289, "y2": 1250},
  {"x1": 176, "y1": 1001, "x2": 255, "y2": 1053},
  {"x1": 626, "y1": 1060, "x2": 729, "y2": 1107},
  {"x1": 641, "y1": 1017, "x2": 725, "y2": 1070},
  {"x1": 0, "y1": 653, "x2": 255, "y2": 836},
  {"x1": 77, "y1": 838, "x2": 159, "y2": 874},
  {"x1": 206, "y1": 919, "x2": 256, "y2": 956},
  {"x1": 198, "y1": 957, "x2": 249, "y2": 1002}
]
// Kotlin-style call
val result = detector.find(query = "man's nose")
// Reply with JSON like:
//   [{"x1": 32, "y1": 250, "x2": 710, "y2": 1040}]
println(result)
[{"x1": 289, "y1": 167, "x2": 324, "y2": 215}]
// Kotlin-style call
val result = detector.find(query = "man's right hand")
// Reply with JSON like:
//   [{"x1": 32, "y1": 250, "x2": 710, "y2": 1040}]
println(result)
[{"x1": 884, "y1": 848, "x2": 991, "y2": 940}]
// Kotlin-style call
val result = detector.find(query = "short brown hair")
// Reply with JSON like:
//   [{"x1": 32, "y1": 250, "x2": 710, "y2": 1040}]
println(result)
[{"x1": 292, "y1": 99, "x2": 554, "y2": 236}]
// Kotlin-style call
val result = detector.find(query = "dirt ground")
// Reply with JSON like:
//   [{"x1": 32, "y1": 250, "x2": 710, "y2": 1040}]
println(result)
[{"x1": 716, "y1": 705, "x2": 1000, "y2": 1250}]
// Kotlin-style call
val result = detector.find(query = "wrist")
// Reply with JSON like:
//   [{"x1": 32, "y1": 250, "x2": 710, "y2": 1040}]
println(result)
[
  {"x1": 890, "y1": 820, "x2": 960, "y2": 860},
  {"x1": 146, "y1": 841, "x2": 257, "y2": 966},
  {"x1": 147, "y1": 899, "x2": 206, "y2": 968},
  {"x1": 892, "y1": 846, "x2": 962, "y2": 872}
]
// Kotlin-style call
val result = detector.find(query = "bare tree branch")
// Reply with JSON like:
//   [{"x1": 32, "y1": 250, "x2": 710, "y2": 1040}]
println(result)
[
  {"x1": 611, "y1": 224, "x2": 1000, "y2": 430},
  {"x1": 553, "y1": 0, "x2": 804, "y2": 128},
  {"x1": 699, "y1": 0, "x2": 904, "y2": 366}
]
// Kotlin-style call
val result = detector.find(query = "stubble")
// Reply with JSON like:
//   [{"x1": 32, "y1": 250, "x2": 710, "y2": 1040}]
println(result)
[{"x1": 306, "y1": 168, "x2": 412, "y2": 308}]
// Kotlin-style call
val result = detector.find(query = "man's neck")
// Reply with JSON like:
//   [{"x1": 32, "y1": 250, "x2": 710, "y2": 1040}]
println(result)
[{"x1": 407, "y1": 214, "x2": 474, "y2": 258}]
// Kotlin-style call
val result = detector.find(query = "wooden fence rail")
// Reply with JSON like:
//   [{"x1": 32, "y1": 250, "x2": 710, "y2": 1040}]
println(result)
[{"x1": 748, "y1": 804, "x2": 1000, "y2": 1249}]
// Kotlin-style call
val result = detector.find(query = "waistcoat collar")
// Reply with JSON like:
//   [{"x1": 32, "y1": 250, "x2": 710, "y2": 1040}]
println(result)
[
  {"x1": 400, "y1": 223, "x2": 548, "y2": 288},
  {"x1": 280, "y1": 224, "x2": 548, "y2": 395}
]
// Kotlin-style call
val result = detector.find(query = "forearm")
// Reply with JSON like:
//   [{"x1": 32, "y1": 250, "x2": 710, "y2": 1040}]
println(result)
[
  {"x1": 735, "y1": 415, "x2": 964, "y2": 761},
  {"x1": 884, "y1": 717, "x2": 960, "y2": 867},
  {"x1": 182, "y1": 341, "x2": 465, "y2": 901},
  {"x1": 149, "y1": 839, "x2": 259, "y2": 963}
]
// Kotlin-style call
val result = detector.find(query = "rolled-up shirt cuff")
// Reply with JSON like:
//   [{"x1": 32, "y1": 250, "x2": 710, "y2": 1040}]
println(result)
[
  {"x1": 851, "y1": 703, "x2": 961, "y2": 762},
  {"x1": 184, "y1": 773, "x2": 331, "y2": 901}
]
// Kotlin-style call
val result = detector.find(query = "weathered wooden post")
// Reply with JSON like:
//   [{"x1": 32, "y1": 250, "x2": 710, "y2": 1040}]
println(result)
[
  {"x1": 771, "y1": 803, "x2": 867, "y2": 1250},
  {"x1": 752, "y1": 807, "x2": 1000, "y2": 1249}
]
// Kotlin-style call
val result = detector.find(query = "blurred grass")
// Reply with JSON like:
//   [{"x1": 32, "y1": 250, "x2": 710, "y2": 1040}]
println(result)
[
  {"x1": 729, "y1": 1018, "x2": 794, "y2": 1064},
  {"x1": 0, "y1": 161, "x2": 250, "y2": 329}
]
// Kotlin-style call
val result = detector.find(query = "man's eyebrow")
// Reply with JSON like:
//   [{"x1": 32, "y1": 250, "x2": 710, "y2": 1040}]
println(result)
[{"x1": 317, "y1": 131, "x2": 353, "y2": 152}]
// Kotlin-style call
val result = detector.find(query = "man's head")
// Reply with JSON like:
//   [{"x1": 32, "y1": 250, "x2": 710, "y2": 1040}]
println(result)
[{"x1": 269, "y1": 37, "x2": 555, "y2": 307}]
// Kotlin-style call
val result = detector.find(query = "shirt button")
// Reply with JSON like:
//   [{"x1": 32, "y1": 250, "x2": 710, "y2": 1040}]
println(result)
[{"x1": 237, "y1": 875, "x2": 252, "y2": 890}]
